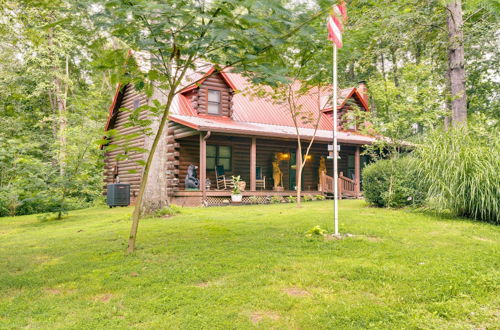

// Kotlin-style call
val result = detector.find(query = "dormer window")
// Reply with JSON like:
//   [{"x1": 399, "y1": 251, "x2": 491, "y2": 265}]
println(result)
[{"x1": 207, "y1": 89, "x2": 221, "y2": 115}]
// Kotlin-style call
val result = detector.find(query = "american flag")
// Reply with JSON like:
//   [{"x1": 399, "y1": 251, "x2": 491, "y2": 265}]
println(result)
[{"x1": 327, "y1": 1, "x2": 347, "y2": 48}]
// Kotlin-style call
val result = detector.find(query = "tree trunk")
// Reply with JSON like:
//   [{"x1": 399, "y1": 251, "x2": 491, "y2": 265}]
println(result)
[
  {"x1": 415, "y1": 43, "x2": 422, "y2": 65},
  {"x1": 55, "y1": 72, "x2": 68, "y2": 177},
  {"x1": 390, "y1": 48, "x2": 399, "y2": 87},
  {"x1": 296, "y1": 167, "x2": 302, "y2": 208},
  {"x1": 128, "y1": 91, "x2": 175, "y2": 253},
  {"x1": 296, "y1": 142, "x2": 302, "y2": 208},
  {"x1": 446, "y1": 0, "x2": 467, "y2": 125}
]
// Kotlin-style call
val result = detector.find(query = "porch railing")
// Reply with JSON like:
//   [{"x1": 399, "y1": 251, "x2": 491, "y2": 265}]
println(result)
[
  {"x1": 319, "y1": 171, "x2": 335, "y2": 193},
  {"x1": 319, "y1": 171, "x2": 358, "y2": 198}
]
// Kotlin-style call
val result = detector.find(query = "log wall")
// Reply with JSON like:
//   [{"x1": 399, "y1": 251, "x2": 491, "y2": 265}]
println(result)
[
  {"x1": 176, "y1": 134, "x2": 357, "y2": 191},
  {"x1": 103, "y1": 84, "x2": 148, "y2": 197},
  {"x1": 187, "y1": 73, "x2": 234, "y2": 117}
]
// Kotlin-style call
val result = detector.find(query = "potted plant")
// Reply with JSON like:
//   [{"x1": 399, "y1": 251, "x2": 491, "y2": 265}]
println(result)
[{"x1": 231, "y1": 175, "x2": 243, "y2": 203}]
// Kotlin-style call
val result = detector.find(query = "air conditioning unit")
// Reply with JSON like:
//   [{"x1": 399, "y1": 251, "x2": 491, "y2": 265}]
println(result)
[{"x1": 106, "y1": 183, "x2": 131, "y2": 208}]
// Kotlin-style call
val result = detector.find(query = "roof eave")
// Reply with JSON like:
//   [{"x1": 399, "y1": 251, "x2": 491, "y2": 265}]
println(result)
[{"x1": 169, "y1": 116, "x2": 375, "y2": 145}]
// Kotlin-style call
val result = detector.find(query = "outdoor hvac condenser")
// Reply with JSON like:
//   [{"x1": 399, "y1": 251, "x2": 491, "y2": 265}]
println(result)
[{"x1": 106, "y1": 183, "x2": 130, "y2": 207}]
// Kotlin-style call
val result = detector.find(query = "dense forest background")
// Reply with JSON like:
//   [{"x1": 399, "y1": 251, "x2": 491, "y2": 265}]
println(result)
[{"x1": 0, "y1": 0, "x2": 498, "y2": 217}]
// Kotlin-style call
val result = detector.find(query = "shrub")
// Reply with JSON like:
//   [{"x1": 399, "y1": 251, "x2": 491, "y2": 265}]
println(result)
[
  {"x1": 286, "y1": 195, "x2": 297, "y2": 203},
  {"x1": 362, "y1": 156, "x2": 427, "y2": 208},
  {"x1": 314, "y1": 194, "x2": 326, "y2": 201},
  {"x1": 155, "y1": 204, "x2": 182, "y2": 217},
  {"x1": 303, "y1": 194, "x2": 314, "y2": 202},
  {"x1": 270, "y1": 195, "x2": 283, "y2": 204},
  {"x1": 415, "y1": 127, "x2": 499, "y2": 224},
  {"x1": 248, "y1": 196, "x2": 259, "y2": 204},
  {"x1": 0, "y1": 189, "x2": 20, "y2": 217}
]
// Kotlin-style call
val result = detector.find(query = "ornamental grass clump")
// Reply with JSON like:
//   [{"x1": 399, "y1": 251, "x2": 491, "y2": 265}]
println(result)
[{"x1": 415, "y1": 127, "x2": 499, "y2": 224}]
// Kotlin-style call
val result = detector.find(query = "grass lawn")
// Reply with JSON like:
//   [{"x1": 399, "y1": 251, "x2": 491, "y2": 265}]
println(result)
[{"x1": 0, "y1": 200, "x2": 499, "y2": 329}]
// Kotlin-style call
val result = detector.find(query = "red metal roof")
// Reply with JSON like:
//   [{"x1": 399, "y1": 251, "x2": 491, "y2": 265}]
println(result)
[
  {"x1": 178, "y1": 67, "x2": 238, "y2": 93},
  {"x1": 169, "y1": 68, "x2": 374, "y2": 144},
  {"x1": 105, "y1": 63, "x2": 376, "y2": 145}
]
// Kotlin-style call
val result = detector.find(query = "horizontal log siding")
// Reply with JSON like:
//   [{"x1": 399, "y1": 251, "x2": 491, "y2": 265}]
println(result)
[
  {"x1": 177, "y1": 135, "x2": 251, "y2": 189},
  {"x1": 176, "y1": 134, "x2": 357, "y2": 192},
  {"x1": 104, "y1": 84, "x2": 148, "y2": 197},
  {"x1": 189, "y1": 73, "x2": 233, "y2": 117},
  {"x1": 177, "y1": 135, "x2": 199, "y2": 189},
  {"x1": 165, "y1": 121, "x2": 188, "y2": 191}
]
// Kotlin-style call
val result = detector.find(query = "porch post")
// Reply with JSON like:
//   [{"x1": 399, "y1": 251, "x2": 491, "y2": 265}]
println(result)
[
  {"x1": 250, "y1": 137, "x2": 256, "y2": 191},
  {"x1": 355, "y1": 146, "x2": 361, "y2": 198},
  {"x1": 200, "y1": 132, "x2": 207, "y2": 202}
]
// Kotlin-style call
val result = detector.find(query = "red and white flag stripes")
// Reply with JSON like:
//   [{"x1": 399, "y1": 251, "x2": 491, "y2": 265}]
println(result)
[{"x1": 327, "y1": 1, "x2": 347, "y2": 48}]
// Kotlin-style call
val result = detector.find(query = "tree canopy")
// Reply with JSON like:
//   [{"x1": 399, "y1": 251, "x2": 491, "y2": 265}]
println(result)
[{"x1": 0, "y1": 0, "x2": 497, "y2": 218}]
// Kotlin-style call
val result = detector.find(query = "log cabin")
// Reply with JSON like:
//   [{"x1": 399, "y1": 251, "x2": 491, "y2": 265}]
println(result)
[{"x1": 103, "y1": 64, "x2": 376, "y2": 207}]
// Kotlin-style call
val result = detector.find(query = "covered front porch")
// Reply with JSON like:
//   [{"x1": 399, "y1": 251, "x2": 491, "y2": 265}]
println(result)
[{"x1": 170, "y1": 132, "x2": 365, "y2": 206}]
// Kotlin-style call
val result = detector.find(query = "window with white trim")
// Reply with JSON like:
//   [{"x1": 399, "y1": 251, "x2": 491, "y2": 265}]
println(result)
[{"x1": 207, "y1": 89, "x2": 221, "y2": 114}]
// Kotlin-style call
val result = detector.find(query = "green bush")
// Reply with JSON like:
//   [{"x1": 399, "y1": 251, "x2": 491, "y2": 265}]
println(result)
[
  {"x1": 286, "y1": 195, "x2": 297, "y2": 203},
  {"x1": 0, "y1": 189, "x2": 20, "y2": 217},
  {"x1": 303, "y1": 194, "x2": 314, "y2": 202},
  {"x1": 415, "y1": 127, "x2": 499, "y2": 224},
  {"x1": 270, "y1": 195, "x2": 283, "y2": 204},
  {"x1": 154, "y1": 204, "x2": 182, "y2": 217},
  {"x1": 362, "y1": 157, "x2": 427, "y2": 208},
  {"x1": 248, "y1": 196, "x2": 259, "y2": 204},
  {"x1": 314, "y1": 194, "x2": 326, "y2": 201}
]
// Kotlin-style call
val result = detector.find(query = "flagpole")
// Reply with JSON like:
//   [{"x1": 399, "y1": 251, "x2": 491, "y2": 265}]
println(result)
[{"x1": 332, "y1": 43, "x2": 339, "y2": 235}]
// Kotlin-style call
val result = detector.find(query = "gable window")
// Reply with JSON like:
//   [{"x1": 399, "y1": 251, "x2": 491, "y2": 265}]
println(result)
[
  {"x1": 207, "y1": 145, "x2": 231, "y2": 171},
  {"x1": 207, "y1": 89, "x2": 221, "y2": 114}
]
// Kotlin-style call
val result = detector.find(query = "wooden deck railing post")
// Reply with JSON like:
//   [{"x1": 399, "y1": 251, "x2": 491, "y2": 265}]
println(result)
[
  {"x1": 355, "y1": 146, "x2": 360, "y2": 198},
  {"x1": 250, "y1": 137, "x2": 256, "y2": 191}
]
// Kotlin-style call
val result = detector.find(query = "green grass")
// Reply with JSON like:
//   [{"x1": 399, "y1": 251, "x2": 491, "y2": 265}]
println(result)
[{"x1": 1, "y1": 201, "x2": 499, "y2": 329}]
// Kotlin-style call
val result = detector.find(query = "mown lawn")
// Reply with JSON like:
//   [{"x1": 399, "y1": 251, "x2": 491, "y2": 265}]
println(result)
[{"x1": 0, "y1": 200, "x2": 498, "y2": 329}]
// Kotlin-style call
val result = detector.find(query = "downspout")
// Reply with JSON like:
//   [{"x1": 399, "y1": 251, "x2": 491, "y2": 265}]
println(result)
[{"x1": 204, "y1": 131, "x2": 212, "y2": 141}]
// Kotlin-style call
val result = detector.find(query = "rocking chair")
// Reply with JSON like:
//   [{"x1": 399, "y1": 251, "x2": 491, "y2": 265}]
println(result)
[
  {"x1": 255, "y1": 166, "x2": 266, "y2": 190},
  {"x1": 215, "y1": 165, "x2": 233, "y2": 190}
]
